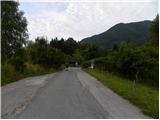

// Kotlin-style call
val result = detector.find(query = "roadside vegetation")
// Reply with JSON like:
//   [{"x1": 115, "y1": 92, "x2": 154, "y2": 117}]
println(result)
[
  {"x1": 84, "y1": 68, "x2": 159, "y2": 118},
  {"x1": 1, "y1": 63, "x2": 63, "y2": 86}
]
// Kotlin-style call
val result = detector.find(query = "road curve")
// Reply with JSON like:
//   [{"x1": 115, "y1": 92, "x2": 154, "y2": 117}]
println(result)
[{"x1": 2, "y1": 67, "x2": 150, "y2": 119}]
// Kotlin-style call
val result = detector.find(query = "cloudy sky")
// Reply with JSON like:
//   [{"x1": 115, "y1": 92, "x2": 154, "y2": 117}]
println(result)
[{"x1": 19, "y1": 0, "x2": 158, "y2": 41}]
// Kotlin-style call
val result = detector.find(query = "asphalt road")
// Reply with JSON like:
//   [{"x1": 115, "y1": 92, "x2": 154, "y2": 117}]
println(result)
[{"x1": 2, "y1": 67, "x2": 150, "y2": 119}]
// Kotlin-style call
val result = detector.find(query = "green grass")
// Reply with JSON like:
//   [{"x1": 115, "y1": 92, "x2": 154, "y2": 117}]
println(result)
[
  {"x1": 1, "y1": 64, "x2": 63, "y2": 86},
  {"x1": 83, "y1": 68, "x2": 159, "y2": 119}
]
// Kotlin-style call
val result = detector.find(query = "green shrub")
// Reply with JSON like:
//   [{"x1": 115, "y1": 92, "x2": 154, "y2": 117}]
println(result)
[
  {"x1": 95, "y1": 56, "x2": 116, "y2": 72},
  {"x1": 1, "y1": 63, "x2": 59, "y2": 86},
  {"x1": 82, "y1": 61, "x2": 90, "y2": 68},
  {"x1": 9, "y1": 56, "x2": 25, "y2": 72},
  {"x1": 1, "y1": 64, "x2": 18, "y2": 85},
  {"x1": 94, "y1": 43, "x2": 159, "y2": 87}
]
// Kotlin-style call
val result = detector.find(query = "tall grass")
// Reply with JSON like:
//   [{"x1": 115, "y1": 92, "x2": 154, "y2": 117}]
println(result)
[
  {"x1": 84, "y1": 68, "x2": 159, "y2": 118},
  {"x1": 1, "y1": 63, "x2": 61, "y2": 86}
]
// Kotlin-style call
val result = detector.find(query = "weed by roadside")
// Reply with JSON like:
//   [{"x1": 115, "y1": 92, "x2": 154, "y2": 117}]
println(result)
[{"x1": 1, "y1": 63, "x2": 63, "y2": 86}]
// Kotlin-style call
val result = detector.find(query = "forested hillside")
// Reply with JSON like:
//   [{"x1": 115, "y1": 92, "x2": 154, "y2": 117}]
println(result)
[{"x1": 81, "y1": 21, "x2": 151, "y2": 48}]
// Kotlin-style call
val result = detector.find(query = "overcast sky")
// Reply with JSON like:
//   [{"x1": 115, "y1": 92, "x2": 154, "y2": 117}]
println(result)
[{"x1": 19, "y1": 0, "x2": 158, "y2": 41}]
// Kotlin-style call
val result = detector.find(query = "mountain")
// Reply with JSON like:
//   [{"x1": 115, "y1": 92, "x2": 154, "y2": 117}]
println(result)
[{"x1": 81, "y1": 20, "x2": 151, "y2": 48}]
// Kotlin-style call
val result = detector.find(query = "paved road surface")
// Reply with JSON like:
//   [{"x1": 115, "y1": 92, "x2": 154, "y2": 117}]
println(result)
[{"x1": 2, "y1": 67, "x2": 150, "y2": 119}]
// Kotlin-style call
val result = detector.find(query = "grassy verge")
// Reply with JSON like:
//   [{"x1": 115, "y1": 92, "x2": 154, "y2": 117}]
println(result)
[
  {"x1": 83, "y1": 68, "x2": 159, "y2": 118},
  {"x1": 1, "y1": 63, "x2": 63, "y2": 86}
]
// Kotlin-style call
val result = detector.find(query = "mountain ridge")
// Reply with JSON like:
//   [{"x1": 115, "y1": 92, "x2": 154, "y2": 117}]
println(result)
[{"x1": 81, "y1": 20, "x2": 151, "y2": 48}]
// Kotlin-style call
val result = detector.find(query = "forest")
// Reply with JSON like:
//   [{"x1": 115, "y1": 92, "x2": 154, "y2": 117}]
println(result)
[{"x1": 1, "y1": 1, "x2": 159, "y2": 88}]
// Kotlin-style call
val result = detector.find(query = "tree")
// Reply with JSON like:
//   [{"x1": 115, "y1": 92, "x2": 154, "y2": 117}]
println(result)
[
  {"x1": 50, "y1": 37, "x2": 78, "y2": 55},
  {"x1": 25, "y1": 40, "x2": 37, "y2": 64},
  {"x1": 83, "y1": 44, "x2": 104, "y2": 60},
  {"x1": 150, "y1": 15, "x2": 159, "y2": 47},
  {"x1": 1, "y1": 1, "x2": 28, "y2": 63},
  {"x1": 50, "y1": 37, "x2": 65, "y2": 53},
  {"x1": 25, "y1": 37, "x2": 65, "y2": 68},
  {"x1": 64, "y1": 37, "x2": 78, "y2": 55},
  {"x1": 45, "y1": 47, "x2": 65, "y2": 68},
  {"x1": 34, "y1": 37, "x2": 48, "y2": 65},
  {"x1": 112, "y1": 44, "x2": 119, "y2": 51},
  {"x1": 72, "y1": 50, "x2": 85, "y2": 63}
]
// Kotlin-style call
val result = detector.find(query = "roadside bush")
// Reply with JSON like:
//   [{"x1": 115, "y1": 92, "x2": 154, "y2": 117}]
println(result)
[
  {"x1": 1, "y1": 64, "x2": 18, "y2": 85},
  {"x1": 95, "y1": 56, "x2": 116, "y2": 72},
  {"x1": 95, "y1": 57, "x2": 107, "y2": 70},
  {"x1": 94, "y1": 42, "x2": 159, "y2": 87},
  {"x1": 9, "y1": 56, "x2": 25, "y2": 72},
  {"x1": 1, "y1": 63, "x2": 58, "y2": 86},
  {"x1": 25, "y1": 63, "x2": 41, "y2": 73},
  {"x1": 82, "y1": 61, "x2": 90, "y2": 68},
  {"x1": 45, "y1": 47, "x2": 65, "y2": 68},
  {"x1": 116, "y1": 44, "x2": 158, "y2": 86},
  {"x1": 25, "y1": 38, "x2": 65, "y2": 69}
]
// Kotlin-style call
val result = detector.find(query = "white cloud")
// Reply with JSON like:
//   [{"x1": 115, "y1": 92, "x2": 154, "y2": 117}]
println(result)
[{"x1": 19, "y1": 1, "x2": 158, "y2": 41}]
